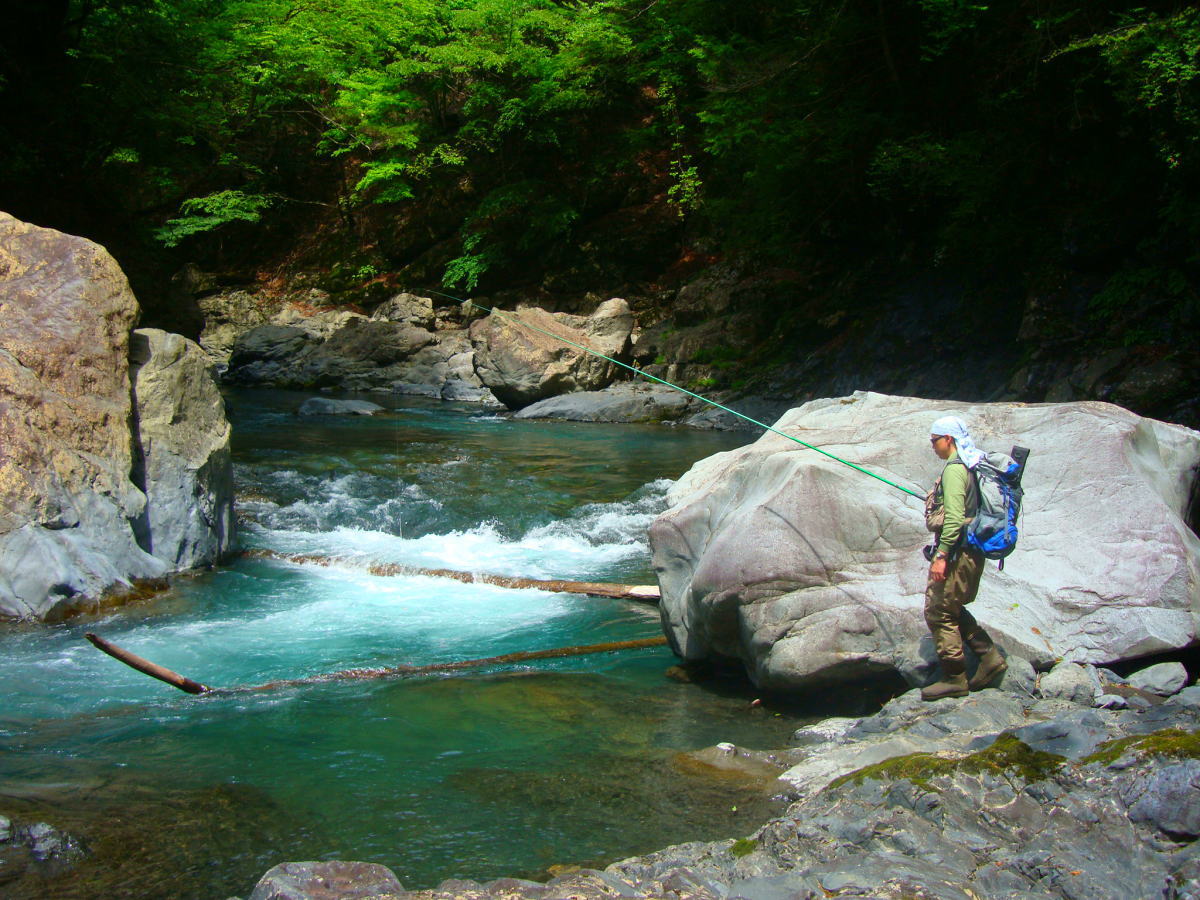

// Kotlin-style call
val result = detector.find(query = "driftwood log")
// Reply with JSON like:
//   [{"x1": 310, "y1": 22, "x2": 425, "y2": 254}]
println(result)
[
  {"x1": 86, "y1": 632, "x2": 211, "y2": 693},
  {"x1": 86, "y1": 632, "x2": 669, "y2": 696},
  {"x1": 240, "y1": 549, "x2": 661, "y2": 602}
]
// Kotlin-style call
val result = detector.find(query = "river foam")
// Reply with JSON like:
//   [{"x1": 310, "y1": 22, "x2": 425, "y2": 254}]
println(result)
[{"x1": 239, "y1": 474, "x2": 674, "y2": 581}]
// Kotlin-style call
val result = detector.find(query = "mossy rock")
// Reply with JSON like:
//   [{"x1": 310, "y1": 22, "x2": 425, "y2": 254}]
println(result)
[
  {"x1": 1082, "y1": 728, "x2": 1200, "y2": 767},
  {"x1": 730, "y1": 837, "x2": 757, "y2": 858},
  {"x1": 830, "y1": 734, "x2": 1067, "y2": 793}
]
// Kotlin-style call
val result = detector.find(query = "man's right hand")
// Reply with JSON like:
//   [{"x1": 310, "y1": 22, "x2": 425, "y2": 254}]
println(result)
[{"x1": 930, "y1": 556, "x2": 948, "y2": 582}]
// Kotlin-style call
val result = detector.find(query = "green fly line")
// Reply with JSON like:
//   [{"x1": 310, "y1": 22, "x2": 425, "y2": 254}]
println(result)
[{"x1": 429, "y1": 290, "x2": 923, "y2": 500}]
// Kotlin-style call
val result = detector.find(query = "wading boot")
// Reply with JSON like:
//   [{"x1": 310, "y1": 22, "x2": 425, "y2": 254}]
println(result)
[
  {"x1": 968, "y1": 646, "x2": 1008, "y2": 691},
  {"x1": 921, "y1": 662, "x2": 968, "y2": 702}
]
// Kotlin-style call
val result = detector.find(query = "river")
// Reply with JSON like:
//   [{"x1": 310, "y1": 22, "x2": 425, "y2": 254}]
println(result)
[{"x1": 0, "y1": 388, "x2": 821, "y2": 898}]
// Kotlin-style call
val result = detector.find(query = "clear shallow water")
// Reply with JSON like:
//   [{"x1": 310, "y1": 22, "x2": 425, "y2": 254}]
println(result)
[{"x1": 0, "y1": 389, "x2": 806, "y2": 899}]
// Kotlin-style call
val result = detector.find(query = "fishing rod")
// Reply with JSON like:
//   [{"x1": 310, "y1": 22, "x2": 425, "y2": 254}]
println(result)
[{"x1": 429, "y1": 288, "x2": 923, "y2": 500}]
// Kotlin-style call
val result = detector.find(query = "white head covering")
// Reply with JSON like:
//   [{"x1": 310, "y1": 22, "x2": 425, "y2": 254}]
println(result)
[{"x1": 930, "y1": 415, "x2": 984, "y2": 468}]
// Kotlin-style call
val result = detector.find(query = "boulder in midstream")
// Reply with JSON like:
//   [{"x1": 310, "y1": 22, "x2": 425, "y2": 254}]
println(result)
[{"x1": 649, "y1": 391, "x2": 1200, "y2": 691}]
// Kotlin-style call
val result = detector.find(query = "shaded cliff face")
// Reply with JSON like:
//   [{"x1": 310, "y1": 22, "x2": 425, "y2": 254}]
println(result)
[{"x1": 0, "y1": 213, "x2": 234, "y2": 621}]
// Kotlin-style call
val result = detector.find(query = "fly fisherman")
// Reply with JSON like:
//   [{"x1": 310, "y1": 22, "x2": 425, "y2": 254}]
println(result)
[{"x1": 922, "y1": 416, "x2": 1008, "y2": 700}]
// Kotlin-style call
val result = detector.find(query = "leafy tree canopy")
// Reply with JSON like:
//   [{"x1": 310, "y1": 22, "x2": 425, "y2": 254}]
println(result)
[{"x1": 0, "y1": 0, "x2": 1196, "y2": 311}]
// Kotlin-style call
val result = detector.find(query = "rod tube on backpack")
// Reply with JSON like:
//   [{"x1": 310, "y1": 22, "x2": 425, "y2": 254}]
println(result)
[{"x1": 1010, "y1": 445, "x2": 1030, "y2": 485}]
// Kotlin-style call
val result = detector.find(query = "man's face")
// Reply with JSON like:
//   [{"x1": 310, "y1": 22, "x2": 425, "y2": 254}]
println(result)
[{"x1": 930, "y1": 434, "x2": 955, "y2": 460}]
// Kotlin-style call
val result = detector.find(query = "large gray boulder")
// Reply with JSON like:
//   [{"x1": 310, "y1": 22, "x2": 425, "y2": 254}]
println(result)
[
  {"x1": 0, "y1": 213, "x2": 166, "y2": 619},
  {"x1": 514, "y1": 381, "x2": 697, "y2": 424},
  {"x1": 196, "y1": 287, "x2": 274, "y2": 362},
  {"x1": 469, "y1": 298, "x2": 634, "y2": 409},
  {"x1": 0, "y1": 214, "x2": 234, "y2": 620},
  {"x1": 225, "y1": 323, "x2": 316, "y2": 384},
  {"x1": 130, "y1": 328, "x2": 235, "y2": 568},
  {"x1": 650, "y1": 391, "x2": 1200, "y2": 691},
  {"x1": 370, "y1": 291, "x2": 435, "y2": 328}
]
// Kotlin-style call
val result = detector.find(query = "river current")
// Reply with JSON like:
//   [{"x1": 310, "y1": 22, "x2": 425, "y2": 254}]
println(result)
[{"x1": 0, "y1": 389, "x2": 807, "y2": 899}]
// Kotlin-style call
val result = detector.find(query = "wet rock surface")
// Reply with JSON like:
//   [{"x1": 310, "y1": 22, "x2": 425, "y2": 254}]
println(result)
[
  {"x1": 297, "y1": 397, "x2": 385, "y2": 416},
  {"x1": 240, "y1": 664, "x2": 1200, "y2": 900},
  {"x1": 247, "y1": 861, "x2": 406, "y2": 900}
]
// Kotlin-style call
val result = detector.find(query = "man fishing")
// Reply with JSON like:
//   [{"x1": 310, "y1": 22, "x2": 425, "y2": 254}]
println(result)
[{"x1": 922, "y1": 416, "x2": 1008, "y2": 701}]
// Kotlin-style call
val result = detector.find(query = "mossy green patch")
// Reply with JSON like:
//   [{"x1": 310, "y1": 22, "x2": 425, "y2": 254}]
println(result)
[
  {"x1": 730, "y1": 837, "x2": 757, "y2": 858},
  {"x1": 828, "y1": 734, "x2": 1067, "y2": 793},
  {"x1": 1082, "y1": 728, "x2": 1200, "y2": 767},
  {"x1": 828, "y1": 751, "x2": 958, "y2": 793}
]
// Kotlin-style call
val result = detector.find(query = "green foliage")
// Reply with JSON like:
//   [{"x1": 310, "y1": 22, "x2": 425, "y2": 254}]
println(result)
[
  {"x1": 155, "y1": 190, "x2": 276, "y2": 247},
  {"x1": 103, "y1": 148, "x2": 141, "y2": 166},
  {"x1": 918, "y1": 0, "x2": 991, "y2": 59},
  {"x1": 691, "y1": 346, "x2": 739, "y2": 368},
  {"x1": 2, "y1": 0, "x2": 1198, "y2": 340},
  {"x1": 1058, "y1": 8, "x2": 1200, "y2": 167}
]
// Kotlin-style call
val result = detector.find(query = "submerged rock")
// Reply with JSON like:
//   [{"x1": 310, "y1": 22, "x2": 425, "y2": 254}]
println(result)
[
  {"x1": 244, "y1": 682, "x2": 1200, "y2": 900},
  {"x1": 297, "y1": 397, "x2": 384, "y2": 416},
  {"x1": 0, "y1": 816, "x2": 86, "y2": 883},
  {"x1": 650, "y1": 391, "x2": 1200, "y2": 691},
  {"x1": 247, "y1": 860, "x2": 404, "y2": 900}
]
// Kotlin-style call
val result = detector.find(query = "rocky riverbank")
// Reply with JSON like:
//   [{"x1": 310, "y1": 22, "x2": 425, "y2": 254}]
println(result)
[
  {"x1": 176, "y1": 258, "x2": 1200, "y2": 435},
  {"x1": 234, "y1": 659, "x2": 1200, "y2": 900},
  {"x1": 184, "y1": 279, "x2": 785, "y2": 428}
]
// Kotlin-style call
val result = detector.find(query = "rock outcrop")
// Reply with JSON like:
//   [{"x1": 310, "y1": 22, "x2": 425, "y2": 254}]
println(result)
[
  {"x1": 130, "y1": 328, "x2": 235, "y2": 569},
  {"x1": 469, "y1": 298, "x2": 634, "y2": 409},
  {"x1": 236, "y1": 663, "x2": 1200, "y2": 900},
  {"x1": 0, "y1": 214, "x2": 234, "y2": 620},
  {"x1": 604, "y1": 682, "x2": 1200, "y2": 900},
  {"x1": 650, "y1": 391, "x2": 1200, "y2": 691},
  {"x1": 215, "y1": 290, "x2": 499, "y2": 404}
]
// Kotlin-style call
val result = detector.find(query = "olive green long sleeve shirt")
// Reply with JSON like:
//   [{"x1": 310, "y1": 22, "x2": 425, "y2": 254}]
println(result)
[{"x1": 936, "y1": 451, "x2": 974, "y2": 556}]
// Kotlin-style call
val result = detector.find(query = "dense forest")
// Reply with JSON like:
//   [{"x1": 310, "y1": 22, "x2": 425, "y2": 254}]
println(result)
[{"x1": 2, "y1": 1, "x2": 1198, "y2": 419}]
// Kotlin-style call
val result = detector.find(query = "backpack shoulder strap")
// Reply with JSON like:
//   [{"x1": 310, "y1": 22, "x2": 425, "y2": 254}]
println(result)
[{"x1": 943, "y1": 457, "x2": 979, "y2": 518}]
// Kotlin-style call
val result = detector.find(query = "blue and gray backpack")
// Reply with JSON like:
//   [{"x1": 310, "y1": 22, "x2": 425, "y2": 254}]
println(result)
[{"x1": 964, "y1": 445, "x2": 1029, "y2": 566}]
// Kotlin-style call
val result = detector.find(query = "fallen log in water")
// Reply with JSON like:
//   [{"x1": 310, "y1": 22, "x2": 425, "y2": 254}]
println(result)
[
  {"x1": 240, "y1": 549, "x2": 661, "y2": 601},
  {"x1": 85, "y1": 632, "x2": 669, "y2": 696},
  {"x1": 86, "y1": 632, "x2": 211, "y2": 694}
]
